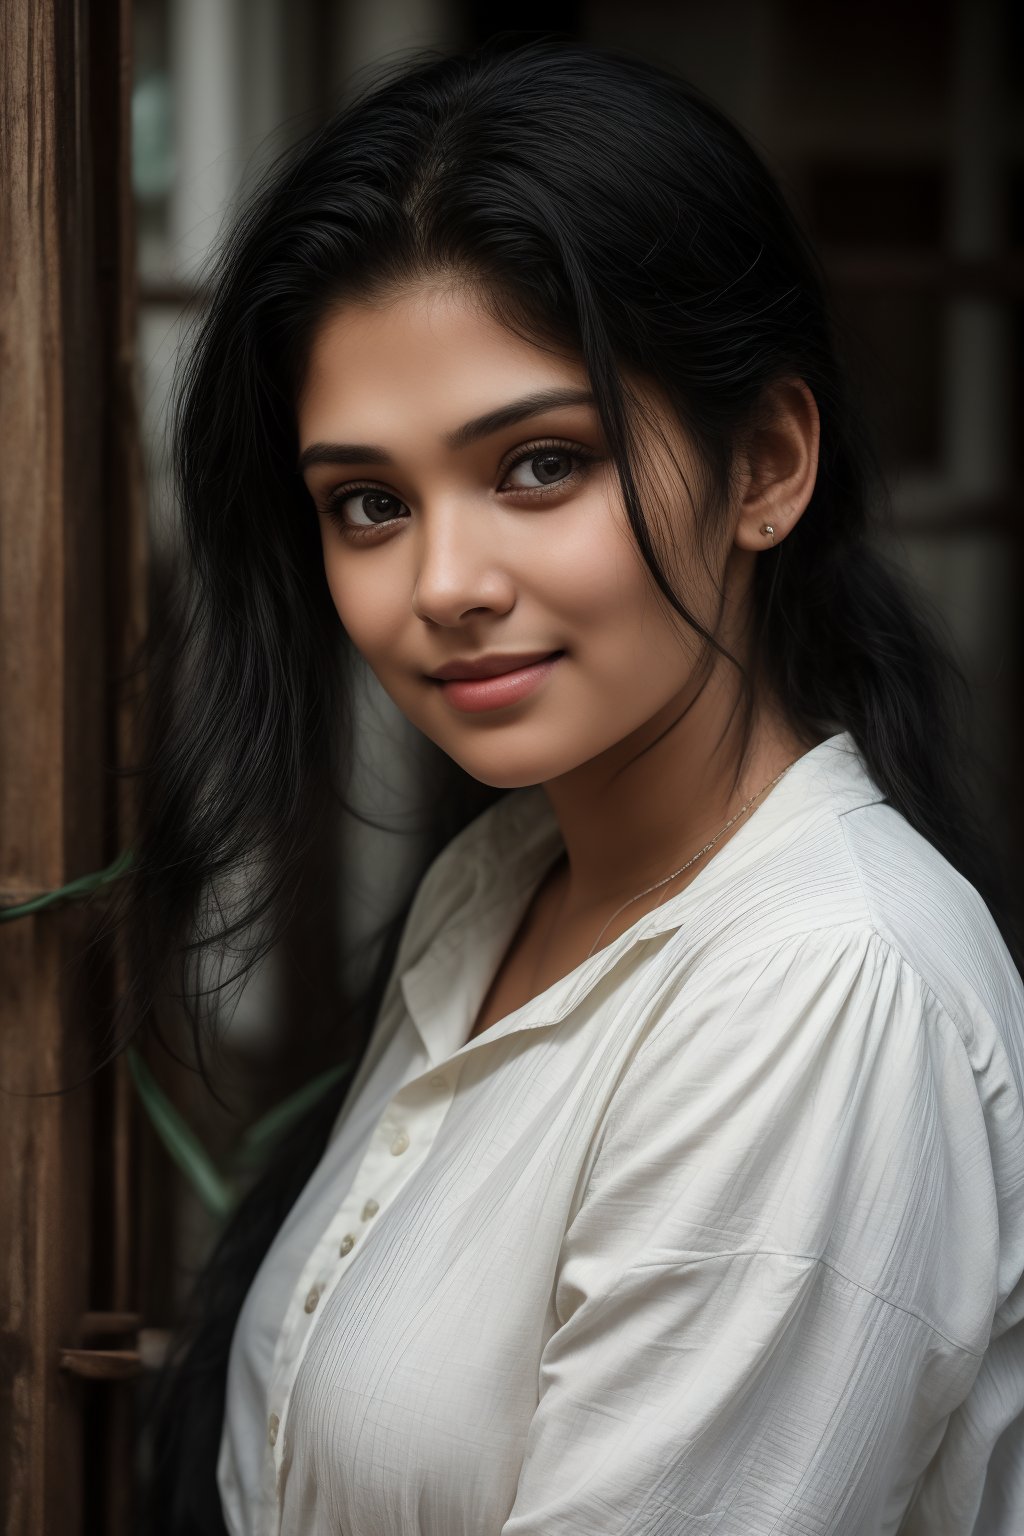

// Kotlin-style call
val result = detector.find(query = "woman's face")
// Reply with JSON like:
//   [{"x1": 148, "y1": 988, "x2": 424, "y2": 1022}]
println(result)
[{"x1": 297, "y1": 282, "x2": 737, "y2": 789}]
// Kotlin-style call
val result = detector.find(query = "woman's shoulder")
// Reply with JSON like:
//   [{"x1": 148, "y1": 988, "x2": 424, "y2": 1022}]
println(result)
[
  {"x1": 658, "y1": 737, "x2": 1022, "y2": 1074},
  {"x1": 644, "y1": 779, "x2": 1024, "y2": 1124},
  {"x1": 835, "y1": 797, "x2": 1024, "y2": 1065}
]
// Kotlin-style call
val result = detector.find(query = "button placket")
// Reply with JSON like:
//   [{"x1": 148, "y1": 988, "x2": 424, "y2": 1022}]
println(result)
[{"x1": 264, "y1": 1078, "x2": 456, "y2": 1510}]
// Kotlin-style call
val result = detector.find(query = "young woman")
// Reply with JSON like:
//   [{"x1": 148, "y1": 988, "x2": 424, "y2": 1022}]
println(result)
[{"x1": 130, "y1": 36, "x2": 1024, "y2": 1536}]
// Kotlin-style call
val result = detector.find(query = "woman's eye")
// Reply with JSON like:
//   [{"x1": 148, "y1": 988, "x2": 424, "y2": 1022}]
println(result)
[
  {"x1": 502, "y1": 447, "x2": 580, "y2": 492},
  {"x1": 324, "y1": 488, "x2": 408, "y2": 530}
]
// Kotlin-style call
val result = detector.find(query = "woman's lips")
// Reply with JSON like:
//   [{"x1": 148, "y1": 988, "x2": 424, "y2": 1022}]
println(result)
[{"x1": 434, "y1": 652, "x2": 565, "y2": 713}]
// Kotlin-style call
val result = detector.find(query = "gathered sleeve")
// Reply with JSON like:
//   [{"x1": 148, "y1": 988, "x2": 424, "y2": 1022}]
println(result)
[{"x1": 500, "y1": 926, "x2": 1001, "y2": 1535}]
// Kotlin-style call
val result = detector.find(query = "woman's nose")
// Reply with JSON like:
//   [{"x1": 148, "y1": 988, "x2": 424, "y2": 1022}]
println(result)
[{"x1": 410, "y1": 501, "x2": 516, "y2": 626}]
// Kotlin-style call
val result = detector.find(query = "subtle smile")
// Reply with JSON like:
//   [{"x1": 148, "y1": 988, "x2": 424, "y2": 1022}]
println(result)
[{"x1": 430, "y1": 652, "x2": 566, "y2": 714}]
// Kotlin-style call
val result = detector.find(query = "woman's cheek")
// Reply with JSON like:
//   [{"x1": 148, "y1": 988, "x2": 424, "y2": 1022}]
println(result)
[{"x1": 322, "y1": 556, "x2": 384, "y2": 649}]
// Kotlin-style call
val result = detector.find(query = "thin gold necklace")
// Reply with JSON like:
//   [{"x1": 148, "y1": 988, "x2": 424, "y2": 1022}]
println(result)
[{"x1": 583, "y1": 760, "x2": 797, "y2": 960}]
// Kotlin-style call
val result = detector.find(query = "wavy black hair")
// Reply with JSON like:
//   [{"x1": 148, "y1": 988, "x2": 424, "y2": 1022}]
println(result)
[{"x1": 117, "y1": 34, "x2": 1022, "y2": 1534}]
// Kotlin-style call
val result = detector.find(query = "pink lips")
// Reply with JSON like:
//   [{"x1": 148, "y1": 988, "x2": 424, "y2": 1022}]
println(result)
[{"x1": 434, "y1": 652, "x2": 564, "y2": 713}]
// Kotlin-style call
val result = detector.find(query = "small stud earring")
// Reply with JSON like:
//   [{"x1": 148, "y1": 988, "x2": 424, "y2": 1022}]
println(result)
[{"x1": 760, "y1": 523, "x2": 775, "y2": 545}]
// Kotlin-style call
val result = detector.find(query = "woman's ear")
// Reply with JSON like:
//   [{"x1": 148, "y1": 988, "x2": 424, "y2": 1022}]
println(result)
[{"x1": 733, "y1": 378, "x2": 820, "y2": 551}]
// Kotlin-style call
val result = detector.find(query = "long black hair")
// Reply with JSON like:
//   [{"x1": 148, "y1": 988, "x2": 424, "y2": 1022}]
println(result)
[{"x1": 119, "y1": 34, "x2": 1022, "y2": 1533}]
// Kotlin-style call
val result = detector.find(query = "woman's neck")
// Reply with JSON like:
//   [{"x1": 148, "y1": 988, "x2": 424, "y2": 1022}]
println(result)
[{"x1": 539, "y1": 671, "x2": 813, "y2": 924}]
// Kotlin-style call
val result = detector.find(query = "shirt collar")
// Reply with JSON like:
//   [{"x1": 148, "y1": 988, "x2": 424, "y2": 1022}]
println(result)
[{"x1": 399, "y1": 730, "x2": 885, "y2": 1067}]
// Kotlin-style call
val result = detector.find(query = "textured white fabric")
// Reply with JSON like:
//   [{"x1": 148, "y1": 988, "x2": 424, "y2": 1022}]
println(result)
[{"x1": 217, "y1": 731, "x2": 1024, "y2": 1535}]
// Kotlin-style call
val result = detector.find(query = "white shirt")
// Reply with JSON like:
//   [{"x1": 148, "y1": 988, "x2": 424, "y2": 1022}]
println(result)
[{"x1": 217, "y1": 730, "x2": 1024, "y2": 1535}]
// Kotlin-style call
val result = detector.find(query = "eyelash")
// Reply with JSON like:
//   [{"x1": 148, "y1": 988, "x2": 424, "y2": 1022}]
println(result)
[{"x1": 319, "y1": 438, "x2": 599, "y2": 540}]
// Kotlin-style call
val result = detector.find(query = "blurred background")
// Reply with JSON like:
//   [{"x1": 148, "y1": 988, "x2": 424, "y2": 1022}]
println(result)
[{"x1": 1, "y1": 1, "x2": 1021, "y2": 1529}]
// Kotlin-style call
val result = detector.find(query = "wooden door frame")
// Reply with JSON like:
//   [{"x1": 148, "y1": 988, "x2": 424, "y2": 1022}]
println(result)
[{"x1": 0, "y1": 1, "x2": 146, "y2": 1531}]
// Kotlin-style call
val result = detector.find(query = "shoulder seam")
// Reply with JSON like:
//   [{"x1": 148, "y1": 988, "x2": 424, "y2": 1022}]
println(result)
[{"x1": 836, "y1": 811, "x2": 974, "y2": 1053}]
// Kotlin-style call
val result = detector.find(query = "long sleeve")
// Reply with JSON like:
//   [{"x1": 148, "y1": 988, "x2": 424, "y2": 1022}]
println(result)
[{"x1": 499, "y1": 925, "x2": 1004, "y2": 1536}]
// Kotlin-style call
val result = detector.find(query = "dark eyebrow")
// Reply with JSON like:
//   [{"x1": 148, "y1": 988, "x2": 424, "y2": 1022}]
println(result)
[{"x1": 295, "y1": 387, "x2": 596, "y2": 473}]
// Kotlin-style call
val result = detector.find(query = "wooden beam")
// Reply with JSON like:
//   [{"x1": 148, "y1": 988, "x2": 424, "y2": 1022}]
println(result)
[{"x1": 0, "y1": 1, "x2": 145, "y2": 1531}]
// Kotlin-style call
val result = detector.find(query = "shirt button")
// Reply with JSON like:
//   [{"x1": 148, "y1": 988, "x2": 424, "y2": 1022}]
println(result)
[
  {"x1": 268, "y1": 1413, "x2": 279, "y2": 1446},
  {"x1": 361, "y1": 1198, "x2": 379, "y2": 1220},
  {"x1": 304, "y1": 1288, "x2": 320, "y2": 1313},
  {"x1": 390, "y1": 1131, "x2": 410, "y2": 1155},
  {"x1": 339, "y1": 1233, "x2": 355, "y2": 1256},
  {"x1": 429, "y1": 1073, "x2": 447, "y2": 1089}
]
